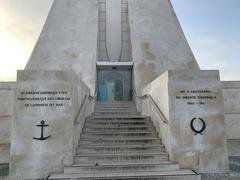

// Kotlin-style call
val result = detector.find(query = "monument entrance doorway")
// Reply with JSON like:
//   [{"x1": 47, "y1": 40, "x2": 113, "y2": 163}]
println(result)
[{"x1": 96, "y1": 63, "x2": 132, "y2": 102}]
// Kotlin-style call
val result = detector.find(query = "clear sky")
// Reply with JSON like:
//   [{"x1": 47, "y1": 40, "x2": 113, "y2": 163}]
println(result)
[{"x1": 0, "y1": 0, "x2": 239, "y2": 81}]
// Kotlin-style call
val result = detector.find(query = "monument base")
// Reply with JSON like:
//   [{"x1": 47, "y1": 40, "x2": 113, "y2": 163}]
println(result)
[
  {"x1": 143, "y1": 70, "x2": 229, "y2": 173},
  {"x1": 9, "y1": 70, "x2": 90, "y2": 179}
]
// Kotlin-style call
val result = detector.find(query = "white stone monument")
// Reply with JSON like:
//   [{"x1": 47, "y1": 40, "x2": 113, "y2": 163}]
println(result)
[{"x1": 0, "y1": 0, "x2": 237, "y2": 179}]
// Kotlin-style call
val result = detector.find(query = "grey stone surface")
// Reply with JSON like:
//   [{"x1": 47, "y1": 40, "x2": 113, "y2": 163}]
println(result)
[
  {"x1": 222, "y1": 81, "x2": 240, "y2": 139},
  {"x1": 227, "y1": 139, "x2": 240, "y2": 156},
  {"x1": 98, "y1": 0, "x2": 132, "y2": 62},
  {"x1": 9, "y1": 70, "x2": 91, "y2": 180},
  {"x1": 0, "y1": 82, "x2": 15, "y2": 90},
  {"x1": 129, "y1": 0, "x2": 199, "y2": 95},
  {"x1": 0, "y1": 90, "x2": 14, "y2": 117},
  {"x1": 223, "y1": 89, "x2": 240, "y2": 114},
  {"x1": 0, "y1": 117, "x2": 11, "y2": 145},
  {"x1": 143, "y1": 70, "x2": 229, "y2": 173},
  {"x1": 0, "y1": 144, "x2": 10, "y2": 164},
  {"x1": 106, "y1": 0, "x2": 122, "y2": 61},
  {"x1": 0, "y1": 82, "x2": 15, "y2": 164},
  {"x1": 225, "y1": 114, "x2": 240, "y2": 139},
  {"x1": 222, "y1": 81, "x2": 240, "y2": 89},
  {"x1": 25, "y1": 0, "x2": 98, "y2": 95}
]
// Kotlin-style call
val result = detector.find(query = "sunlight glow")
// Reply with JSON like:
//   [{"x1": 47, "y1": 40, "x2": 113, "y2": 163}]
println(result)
[{"x1": 0, "y1": 32, "x2": 29, "y2": 81}]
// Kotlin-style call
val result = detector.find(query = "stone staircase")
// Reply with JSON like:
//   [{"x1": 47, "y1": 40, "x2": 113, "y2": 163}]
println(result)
[{"x1": 49, "y1": 101, "x2": 200, "y2": 180}]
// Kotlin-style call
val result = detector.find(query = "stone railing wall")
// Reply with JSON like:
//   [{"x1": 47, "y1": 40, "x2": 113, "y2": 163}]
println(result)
[
  {"x1": 222, "y1": 81, "x2": 240, "y2": 139},
  {"x1": 9, "y1": 70, "x2": 93, "y2": 179},
  {"x1": 142, "y1": 70, "x2": 229, "y2": 173},
  {"x1": 0, "y1": 82, "x2": 15, "y2": 164}
]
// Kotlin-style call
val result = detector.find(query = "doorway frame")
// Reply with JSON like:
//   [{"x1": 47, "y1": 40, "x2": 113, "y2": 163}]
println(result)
[{"x1": 96, "y1": 62, "x2": 133, "y2": 102}]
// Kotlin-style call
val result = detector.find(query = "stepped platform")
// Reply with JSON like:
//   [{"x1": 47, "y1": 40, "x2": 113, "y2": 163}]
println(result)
[{"x1": 49, "y1": 101, "x2": 200, "y2": 180}]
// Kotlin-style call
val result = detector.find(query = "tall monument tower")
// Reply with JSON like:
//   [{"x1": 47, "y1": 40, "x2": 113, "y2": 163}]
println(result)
[{"x1": 25, "y1": 0, "x2": 199, "y2": 95}]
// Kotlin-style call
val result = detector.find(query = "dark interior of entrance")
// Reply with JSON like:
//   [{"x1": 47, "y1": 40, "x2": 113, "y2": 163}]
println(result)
[{"x1": 97, "y1": 68, "x2": 132, "y2": 102}]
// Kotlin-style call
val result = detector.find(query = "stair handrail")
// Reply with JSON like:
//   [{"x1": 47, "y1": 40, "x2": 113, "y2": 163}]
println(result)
[
  {"x1": 89, "y1": 88, "x2": 98, "y2": 100},
  {"x1": 74, "y1": 94, "x2": 89, "y2": 125},
  {"x1": 44, "y1": 174, "x2": 50, "y2": 180},
  {"x1": 74, "y1": 88, "x2": 98, "y2": 125},
  {"x1": 132, "y1": 89, "x2": 169, "y2": 124}
]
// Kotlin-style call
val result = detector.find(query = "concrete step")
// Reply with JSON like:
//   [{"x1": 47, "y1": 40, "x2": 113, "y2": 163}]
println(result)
[
  {"x1": 96, "y1": 101, "x2": 135, "y2": 103},
  {"x1": 84, "y1": 123, "x2": 153, "y2": 128},
  {"x1": 81, "y1": 132, "x2": 158, "y2": 138},
  {"x1": 74, "y1": 152, "x2": 169, "y2": 164},
  {"x1": 49, "y1": 169, "x2": 200, "y2": 180},
  {"x1": 86, "y1": 119, "x2": 151, "y2": 123},
  {"x1": 94, "y1": 111, "x2": 138, "y2": 114},
  {"x1": 68, "y1": 161, "x2": 175, "y2": 167},
  {"x1": 64, "y1": 162, "x2": 180, "y2": 174},
  {"x1": 95, "y1": 106, "x2": 136, "y2": 109},
  {"x1": 96, "y1": 102, "x2": 135, "y2": 106},
  {"x1": 84, "y1": 126, "x2": 155, "y2": 132},
  {"x1": 82, "y1": 130, "x2": 155, "y2": 134},
  {"x1": 81, "y1": 133, "x2": 157, "y2": 139},
  {"x1": 85, "y1": 121, "x2": 152, "y2": 126},
  {"x1": 95, "y1": 102, "x2": 135, "y2": 106},
  {"x1": 96, "y1": 107, "x2": 137, "y2": 110},
  {"x1": 94, "y1": 112, "x2": 140, "y2": 116},
  {"x1": 77, "y1": 144, "x2": 165, "y2": 154},
  {"x1": 92, "y1": 115, "x2": 150, "y2": 119},
  {"x1": 95, "y1": 107, "x2": 137, "y2": 111},
  {"x1": 79, "y1": 137, "x2": 161, "y2": 145},
  {"x1": 94, "y1": 112, "x2": 138, "y2": 115},
  {"x1": 95, "y1": 109, "x2": 137, "y2": 112}
]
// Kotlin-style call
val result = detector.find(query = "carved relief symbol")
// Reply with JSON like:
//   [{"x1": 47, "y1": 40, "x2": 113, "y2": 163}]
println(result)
[
  {"x1": 190, "y1": 118, "x2": 206, "y2": 135},
  {"x1": 33, "y1": 120, "x2": 51, "y2": 140}
]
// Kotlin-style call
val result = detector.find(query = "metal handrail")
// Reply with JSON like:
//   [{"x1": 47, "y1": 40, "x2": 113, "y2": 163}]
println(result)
[
  {"x1": 89, "y1": 88, "x2": 98, "y2": 100},
  {"x1": 74, "y1": 95, "x2": 89, "y2": 125},
  {"x1": 132, "y1": 88, "x2": 146, "y2": 99},
  {"x1": 74, "y1": 89, "x2": 98, "y2": 125},
  {"x1": 44, "y1": 174, "x2": 50, "y2": 180},
  {"x1": 132, "y1": 89, "x2": 169, "y2": 124}
]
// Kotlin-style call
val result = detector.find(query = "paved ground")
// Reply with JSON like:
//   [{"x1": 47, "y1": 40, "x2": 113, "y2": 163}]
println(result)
[
  {"x1": 200, "y1": 140, "x2": 240, "y2": 180},
  {"x1": 201, "y1": 173, "x2": 240, "y2": 180}
]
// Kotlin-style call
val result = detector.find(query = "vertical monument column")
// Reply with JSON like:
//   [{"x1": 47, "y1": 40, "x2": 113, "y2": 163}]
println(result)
[
  {"x1": 143, "y1": 70, "x2": 229, "y2": 173},
  {"x1": 106, "y1": 0, "x2": 122, "y2": 61},
  {"x1": 9, "y1": 70, "x2": 88, "y2": 179}
]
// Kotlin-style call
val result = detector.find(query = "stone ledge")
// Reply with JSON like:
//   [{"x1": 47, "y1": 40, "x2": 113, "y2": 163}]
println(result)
[
  {"x1": 0, "y1": 82, "x2": 16, "y2": 90},
  {"x1": 222, "y1": 81, "x2": 240, "y2": 89}
]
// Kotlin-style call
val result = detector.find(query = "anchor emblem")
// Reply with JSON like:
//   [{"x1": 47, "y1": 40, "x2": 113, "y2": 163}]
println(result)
[{"x1": 33, "y1": 120, "x2": 51, "y2": 140}]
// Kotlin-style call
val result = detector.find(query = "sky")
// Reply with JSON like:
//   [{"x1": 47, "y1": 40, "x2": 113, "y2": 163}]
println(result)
[
  {"x1": 171, "y1": 0, "x2": 240, "y2": 80},
  {"x1": 0, "y1": 0, "x2": 239, "y2": 81}
]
